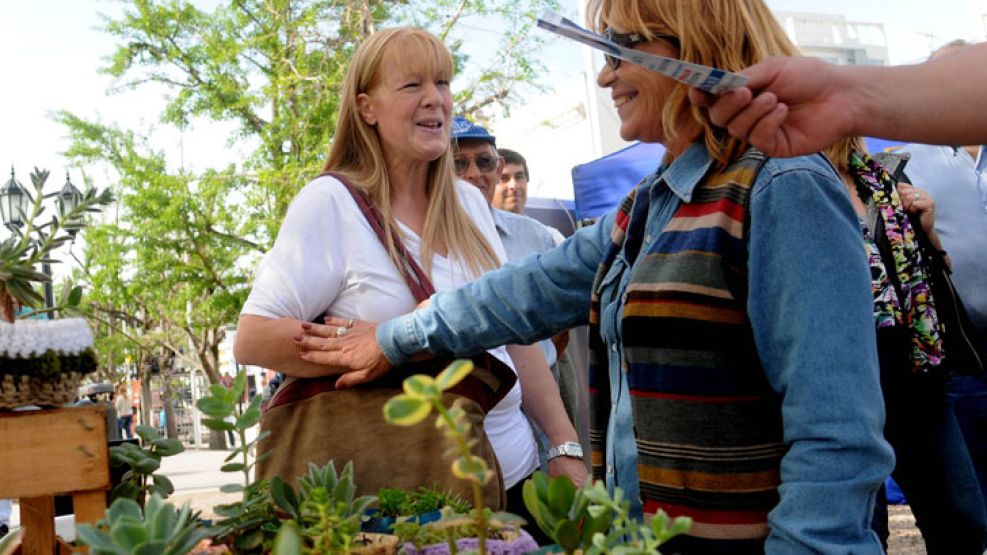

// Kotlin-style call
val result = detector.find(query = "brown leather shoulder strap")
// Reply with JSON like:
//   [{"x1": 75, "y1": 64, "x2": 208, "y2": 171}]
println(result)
[{"x1": 317, "y1": 171, "x2": 435, "y2": 303}]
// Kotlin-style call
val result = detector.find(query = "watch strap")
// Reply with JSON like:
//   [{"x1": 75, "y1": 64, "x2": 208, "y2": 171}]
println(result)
[{"x1": 547, "y1": 441, "x2": 584, "y2": 461}]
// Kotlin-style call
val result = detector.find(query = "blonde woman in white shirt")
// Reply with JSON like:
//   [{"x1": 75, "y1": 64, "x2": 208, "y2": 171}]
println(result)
[{"x1": 234, "y1": 27, "x2": 584, "y2": 520}]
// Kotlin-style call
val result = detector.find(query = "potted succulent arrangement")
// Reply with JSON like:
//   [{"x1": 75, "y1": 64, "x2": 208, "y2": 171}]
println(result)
[
  {"x1": 376, "y1": 360, "x2": 534, "y2": 555},
  {"x1": 362, "y1": 486, "x2": 470, "y2": 534},
  {"x1": 74, "y1": 362, "x2": 692, "y2": 555},
  {"x1": 0, "y1": 167, "x2": 112, "y2": 409}
]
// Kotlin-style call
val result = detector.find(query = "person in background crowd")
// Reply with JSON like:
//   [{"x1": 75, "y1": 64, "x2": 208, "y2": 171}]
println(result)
[
  {"x1": 493, "y1": 148, "x2": 529, "y2": 214},
  {"x1": 688, "y1": 42, "x2": 987, "y2": 156},
  {"x1": 450, "y1": 116, "x2": 587, "y2": 474},
  {"x1": 296, "y1": 1, "x2": 894, "y2": 552},
  {"x1": 496, "y1": 147, "x2": 566, "y2": 244},
  {"x1": 115, "y1": 383, "x2": 134, "y2": 440},
  {"x1": 904, "y1": 140, "x2": 987, "y2": 509},
  {"x1": 895, "y1": 41, "x2": 987, "y2": 522},
  {"x1": 827, "y1": 135, "x2": 987, "y2": 552}
]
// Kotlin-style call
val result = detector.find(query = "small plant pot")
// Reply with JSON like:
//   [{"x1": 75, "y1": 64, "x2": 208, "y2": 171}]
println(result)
[
  {"x1": 0, "y1": 318, "x2": 97, "y2": 409},
  {"x1": 401, "y1": 528, "x2": 538, "y2": 555},
  {"x1": 362, "y1": 509, "x2": 443, "y2": 533}
]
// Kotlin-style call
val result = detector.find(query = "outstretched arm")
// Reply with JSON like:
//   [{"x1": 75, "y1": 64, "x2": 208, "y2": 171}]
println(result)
[
  {"x1": 689, "y1": 43, "x2": 987, "y2": 156},
  {"x1": 292, "y1": 212, "x2": 616, "y2": 387}
]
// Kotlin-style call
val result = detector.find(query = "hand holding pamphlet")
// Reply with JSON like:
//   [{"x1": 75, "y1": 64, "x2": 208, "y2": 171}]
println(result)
[{"x1": 537, "y1": 11, "x2": 748, "y2": 94}]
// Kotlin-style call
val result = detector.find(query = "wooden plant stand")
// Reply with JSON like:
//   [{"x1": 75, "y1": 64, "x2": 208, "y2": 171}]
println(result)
[{"x1": 0, "y1": 405, "x2": 110, "y2": 555}]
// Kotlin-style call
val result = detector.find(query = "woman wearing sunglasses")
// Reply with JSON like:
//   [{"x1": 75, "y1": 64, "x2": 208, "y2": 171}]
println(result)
[{"x1": 296, "y1": 2, "x2": 893, "y2": 552}]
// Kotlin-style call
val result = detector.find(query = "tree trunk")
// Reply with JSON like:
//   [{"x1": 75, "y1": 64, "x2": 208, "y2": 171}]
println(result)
[
  {"x1": 140, "y1": 356, "x2": 153, "y2": 433},
  {"x1": 208, "y1": 428, "x2": 228, "y2": 450},
  {"x1": 162, "y1": 353, "x2": 179, "y2": 440}
]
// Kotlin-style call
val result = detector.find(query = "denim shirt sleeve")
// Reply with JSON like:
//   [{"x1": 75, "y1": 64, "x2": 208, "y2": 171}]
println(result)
[
  {"x1": 377, "y1": 209, "x2": 615, "y2": 364},
  {"x1": 747, "y1": 157, "x2": 894, "y2": 553}
]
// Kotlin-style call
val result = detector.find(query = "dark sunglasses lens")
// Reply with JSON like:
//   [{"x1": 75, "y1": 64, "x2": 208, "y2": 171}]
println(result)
[
  {"x1": 453, "y1": 157, "x2": 497, "y2": 173},
  {"x1": 476, "y1": 157, "x2": 497, "y2": 172},
  {"x1": 605, "y1": 54, "x2": 621, "y2": 69}
]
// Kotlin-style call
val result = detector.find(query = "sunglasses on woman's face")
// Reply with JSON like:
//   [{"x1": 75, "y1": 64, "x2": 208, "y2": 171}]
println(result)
[
  {"x1": 603, "y1": 29, "x2": 679, "y2": 70},
  {"x1": 604, "y1": 28, "x2": 648, "y2": 70},
  {"x1": 453, "y1": 155, "x2": 499, "y2": 174}
]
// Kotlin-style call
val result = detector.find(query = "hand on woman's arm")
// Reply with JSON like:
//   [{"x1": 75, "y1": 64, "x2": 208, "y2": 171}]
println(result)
[
  {"x1": 235, "y1": 314, "x2": 353, "y2": 377},
  {"x1": 507, "y1": 343, "x2": 588, "y2": 486},
  {"x1": 291, "y1": 317, "x2": 395, "y2": 387}
]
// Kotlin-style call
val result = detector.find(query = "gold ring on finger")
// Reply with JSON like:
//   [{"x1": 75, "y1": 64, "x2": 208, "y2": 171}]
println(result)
[{"x1": 347, "y1": 318, "x2": 355, "y2": 327}]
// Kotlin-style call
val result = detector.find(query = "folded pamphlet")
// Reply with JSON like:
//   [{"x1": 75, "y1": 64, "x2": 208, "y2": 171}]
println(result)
[{"x1": 537, "y1": 11, "x2": 748, "y2": 94}]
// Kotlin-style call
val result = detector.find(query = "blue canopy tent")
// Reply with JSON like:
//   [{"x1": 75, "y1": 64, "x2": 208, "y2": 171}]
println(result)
[
  {"x1": 571, "y1": 142, "x2": 664, "y2": 221},
  {"x1": 570, "y1": 138, "x2": 905, "y2": 221}
]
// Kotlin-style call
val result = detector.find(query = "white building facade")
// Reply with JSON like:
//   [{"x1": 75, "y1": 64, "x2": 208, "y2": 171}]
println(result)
[{"x1": 775, "y1": 11, "x2": 889, "y2": 66}]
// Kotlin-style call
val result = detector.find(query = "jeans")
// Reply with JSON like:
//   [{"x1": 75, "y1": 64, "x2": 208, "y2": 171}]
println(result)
[
  {"x1": 873, "y1": 333, "x2": 987, "y2": 554},
  {"x1": 948, "y1": 373, "x2": 987, "y2": 514},
  {"x1": 117, "y1": 414, "x2": 133, "y2": 440}
]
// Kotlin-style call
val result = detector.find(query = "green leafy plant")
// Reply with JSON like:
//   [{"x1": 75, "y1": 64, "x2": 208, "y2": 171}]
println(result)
[
  {"x1": 264, "y1": 461, "x2": 376, "y2": 554},
  {"x1": 210, "y1": 479, "x2": 280, "y2": 554},
  {"x1": 523, "y1": 472, "x2": 692, "y2": 554},
  {"x1": 0, "y1": 167, "x2": 112, "y2": 322},
  {"x1": 195, "y1": 368, "x2": 276, "y2": 553},
  {"x1": 391, "y1": 508, "x2": 525, "y2": 551},
  {"x1": 382, "y1": 359, "x2": 505, "y2": 554},
  {"x1": 196, "y1": 369, "x2": 269, "y2": 495},
  {"x1": 377, "y1": 485, "x2": 471, "y2": 519},
  {"x1": 75, "y1": 493, "x2": 210, "y2": 555},
  {"x1": 109, "y1": 424, "x2": 185, "y2": 505}
]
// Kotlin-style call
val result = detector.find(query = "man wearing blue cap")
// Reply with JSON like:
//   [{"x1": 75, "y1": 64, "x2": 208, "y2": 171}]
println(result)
[{"x1": 450, "y1": 115, "x2": 587, "y2": 473}]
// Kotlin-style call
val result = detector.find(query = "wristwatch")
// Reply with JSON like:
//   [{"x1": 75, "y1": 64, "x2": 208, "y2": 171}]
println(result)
[{"x1": 547, "y1": 441, "x2": 584, "y2": 461}]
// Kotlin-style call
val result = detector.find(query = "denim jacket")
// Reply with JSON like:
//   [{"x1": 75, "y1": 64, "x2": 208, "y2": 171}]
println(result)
[{"x1": 378, "y1": 143, "x2": 893, "y2": 553}]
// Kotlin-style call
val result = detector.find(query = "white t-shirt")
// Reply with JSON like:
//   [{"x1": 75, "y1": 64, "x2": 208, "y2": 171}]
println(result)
[{"x1": 241, "y1": 175, "x2": 537, "y2": 488}]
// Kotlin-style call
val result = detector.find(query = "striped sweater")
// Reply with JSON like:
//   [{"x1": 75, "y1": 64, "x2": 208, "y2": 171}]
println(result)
[{"x1": 589, "y1": 149, "x2": 786, "y2": 540}]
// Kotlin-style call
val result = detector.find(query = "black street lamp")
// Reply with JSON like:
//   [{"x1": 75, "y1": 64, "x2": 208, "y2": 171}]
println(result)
[
  {"x1": 57, "y1": 172, "x2": 84, "y2": 236},
  {"x1": 0, "y1": 167, "x2": 29, "y2": 231}
]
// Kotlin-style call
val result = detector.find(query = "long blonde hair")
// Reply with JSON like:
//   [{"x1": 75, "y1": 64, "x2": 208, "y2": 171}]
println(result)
[
  {"x1": 323, "y1": 27, "x2": 500, "y2": 278},
  {"x1": 587, "y1": 0, "x2": 806, "y2": 168}
]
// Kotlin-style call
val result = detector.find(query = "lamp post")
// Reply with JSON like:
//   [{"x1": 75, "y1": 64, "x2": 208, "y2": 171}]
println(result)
[
  {"x1": 0, "y1": 167, "x2": 29, "y2": 231},
  {"x1": 0, "y1": 167, "x2": 85, "y2": 318},
  {"x1": 57, "y1": 172, "x2": 84, "y2": 236}
]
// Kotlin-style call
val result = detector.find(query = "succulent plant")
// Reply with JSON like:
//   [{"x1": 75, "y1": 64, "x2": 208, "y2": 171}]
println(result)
[
  {"x1": 109, "y1": 424, "x2": 185, "y2": 505},
  {"x1": 75, "y1": 494, "x2": 210, "y2": 555}
]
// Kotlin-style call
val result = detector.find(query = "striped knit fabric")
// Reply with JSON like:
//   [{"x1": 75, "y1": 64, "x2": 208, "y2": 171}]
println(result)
[{"x1": 589, "y1": 149, "x2": 786, "y2": 540}]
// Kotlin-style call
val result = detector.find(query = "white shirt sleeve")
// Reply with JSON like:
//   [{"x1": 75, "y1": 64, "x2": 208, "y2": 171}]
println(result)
[{"x1": 240, "y1": 176, "x2": 351, "y2": 322}]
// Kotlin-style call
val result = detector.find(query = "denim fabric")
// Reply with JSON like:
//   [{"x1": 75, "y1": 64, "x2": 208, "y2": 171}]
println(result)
[
  {"x1": 491, "y1": 207, "x2": 561, "y2": 367},
  {"x1": 378, "y1": 143, "x2": 893, "y2": 553},
  {"x1": 872, "y1": 330, "x2": 987, "y2": 553},
  {"x1": 949, "y1": 373, "x2": 987, "y2": 515}
]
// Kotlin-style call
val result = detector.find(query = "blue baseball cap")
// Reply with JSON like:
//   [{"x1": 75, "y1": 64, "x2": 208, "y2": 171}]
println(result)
[{"x1": 450, "y1": 115, "x2": 496, "y2": 147}]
